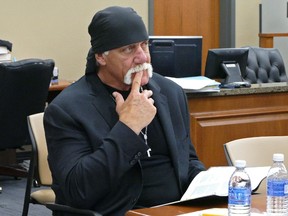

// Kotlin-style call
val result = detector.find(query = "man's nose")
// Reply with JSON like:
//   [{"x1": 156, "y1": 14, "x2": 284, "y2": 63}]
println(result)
[{"x1": 134, "y1": 46, "x2": 148, "y2": 64}]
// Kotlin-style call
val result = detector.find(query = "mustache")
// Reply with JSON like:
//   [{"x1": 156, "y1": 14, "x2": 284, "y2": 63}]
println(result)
[{"x1": 124, "y1": 63, "x2": 153, "y2": 85}]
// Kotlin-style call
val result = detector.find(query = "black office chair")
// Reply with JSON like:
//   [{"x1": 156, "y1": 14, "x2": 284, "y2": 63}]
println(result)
[
  {"x1": 0, "y1": 58, "x2": 54, "y2": 178},
  {"x1": 243, "y1": 46, "x2": 288, "y2": 84}
]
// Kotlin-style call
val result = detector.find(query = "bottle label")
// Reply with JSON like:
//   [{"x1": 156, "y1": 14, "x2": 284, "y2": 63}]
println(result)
[
  {"x1": 267, "y1": 179, "x2": 288, "y2": 196},
  {"x1": 228, "y1": 187, "x2": 251, "y2": 205}
]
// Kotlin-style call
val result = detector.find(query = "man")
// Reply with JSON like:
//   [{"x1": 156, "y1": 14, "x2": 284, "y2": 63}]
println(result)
[{"x1": 44, "y1": 6, "x2": 205, "y2": 216}]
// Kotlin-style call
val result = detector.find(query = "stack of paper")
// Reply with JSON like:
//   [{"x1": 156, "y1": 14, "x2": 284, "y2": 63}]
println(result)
[
  {"x1": 165, "y1": 76, "x2": 220, "y2": 92},
  {"x1": 0, "y1": 46, "x2": 12, "y2": 63}
]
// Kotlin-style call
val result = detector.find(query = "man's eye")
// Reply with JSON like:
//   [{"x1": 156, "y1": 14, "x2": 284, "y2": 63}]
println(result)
[
  {"x1": 123, "y1": 46, "x2": 134, "y2": 54},
  {"x1": 141, "y1": 42, "x2": 149, "y2": 50},
  {"x1": 142, "y1": 41, "x2": 148, "y2": 46}
]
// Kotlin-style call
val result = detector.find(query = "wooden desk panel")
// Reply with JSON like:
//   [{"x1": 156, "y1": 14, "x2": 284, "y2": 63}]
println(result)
[
  {"x1": 187, "y1": 84, "x2": 288, "y2": 168},
  {"x1": 126, "y1": 194, "x2": 266, "y2": 215}
]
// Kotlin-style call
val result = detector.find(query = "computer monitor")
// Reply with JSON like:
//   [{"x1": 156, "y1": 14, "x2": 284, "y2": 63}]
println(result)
[
  {"x1": 204, "y1": 48, "x2": 249, "y2": 84},
  {"x1": 149, "y1": 36, "x2": 202, "y2": 78}
]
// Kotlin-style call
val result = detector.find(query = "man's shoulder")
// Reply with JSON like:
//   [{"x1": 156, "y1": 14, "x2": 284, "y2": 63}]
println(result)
[{"x1": 50, "y1": 76, "x2": 91, "y2": 103}]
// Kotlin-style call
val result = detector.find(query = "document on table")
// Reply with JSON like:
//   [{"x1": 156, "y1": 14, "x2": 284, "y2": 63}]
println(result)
[
  {"x1": 152, "y1": 166, "x2": 270, "y2": 208},
  {"x1": 181, "y1": 166, "x2": 270, "y2": 201},
  {"x1": 165, "y1": 76, "x2": 220, "y2": 92}
]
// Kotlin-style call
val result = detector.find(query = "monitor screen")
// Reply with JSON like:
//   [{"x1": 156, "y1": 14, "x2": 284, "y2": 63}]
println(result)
[
  {"x1": 204, "y1": 48, "x2": 249, "y2": 84},
  {"x1": 149, "y1": 36, "x2": 202, "y2": 78}
]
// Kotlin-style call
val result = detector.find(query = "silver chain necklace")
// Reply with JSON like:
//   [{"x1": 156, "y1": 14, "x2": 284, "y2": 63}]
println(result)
[
  {"x1": 109, "y1": 86, "x2": 151, "y2": 157},
  {"x1": 140, "y1": 126, "x2": 151, "y2": 157}
]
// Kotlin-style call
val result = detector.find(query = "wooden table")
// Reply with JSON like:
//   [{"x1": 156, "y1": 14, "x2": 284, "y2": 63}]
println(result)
[
  {"x1": 126, "y1": 194, "x2": 266, "y2": 215},
  {"x1": 49, "y1": 79, "x2": 71, "y2": 91},
  {"x1": 47, "y1": 80, "x2": 72, "y2": 103}
]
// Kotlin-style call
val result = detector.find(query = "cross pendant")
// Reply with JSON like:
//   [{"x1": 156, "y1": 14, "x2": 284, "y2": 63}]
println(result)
[{"x1": 147, "y1": 148, "x2": 151, "y2": 157}]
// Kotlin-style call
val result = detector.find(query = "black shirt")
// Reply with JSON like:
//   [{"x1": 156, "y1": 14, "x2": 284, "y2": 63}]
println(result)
[
  {"x1": 103, "y1": 83, "x2": 182, "y2": 207},
  {"x1": 136, "y1": 114, "x2": 182, "y2": 207}
]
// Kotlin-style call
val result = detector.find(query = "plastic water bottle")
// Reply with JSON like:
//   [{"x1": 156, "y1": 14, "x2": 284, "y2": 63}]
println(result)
[
  {"x1": 266, "y1": 153, "x2": 288, "y2": 216},
  {"x1": 51, "y1": 66, "x2": 59, "y2": 85},
  {"x1": 228, "y1": 160, "x2": 251, "y2": 216}
]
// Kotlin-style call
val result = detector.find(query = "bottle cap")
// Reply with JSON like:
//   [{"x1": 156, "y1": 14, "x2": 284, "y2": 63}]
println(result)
[
  {"x1": 235, "y1": 160, "x2": 246, "y2": 168},
  {"x1": 273, "y1": 153, "x2": 284, "y2": 162}
]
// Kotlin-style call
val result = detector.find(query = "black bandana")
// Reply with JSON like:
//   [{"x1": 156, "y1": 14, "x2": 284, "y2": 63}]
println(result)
[{"x1": 88, "y1": 6, "x2": 148, "y2": 54}]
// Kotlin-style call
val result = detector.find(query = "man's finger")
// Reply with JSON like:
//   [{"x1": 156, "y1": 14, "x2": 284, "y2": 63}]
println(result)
[
  {"x1": 131, "y1": 71, "x2": 143, "y2": 92},
  {"x1": 112, "y1": 91, "x2": 124, "y2": 107}
]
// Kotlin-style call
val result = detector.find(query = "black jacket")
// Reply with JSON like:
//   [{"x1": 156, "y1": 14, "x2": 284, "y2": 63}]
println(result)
[{"x1": 44, "y1": 72, "x2": 205, "y2": 216}]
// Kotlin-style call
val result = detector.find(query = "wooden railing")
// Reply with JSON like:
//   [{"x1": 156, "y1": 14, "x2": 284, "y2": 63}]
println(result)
[{"x1": 259, "y1": 33, "x2": 288, "y2": 48}]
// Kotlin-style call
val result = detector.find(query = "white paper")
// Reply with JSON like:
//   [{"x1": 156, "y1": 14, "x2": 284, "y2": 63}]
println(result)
[
  {"x1": 181, "y1": 166, "x2": 270, "y2": 201},
  {"x1": 152, "y1": 166, "x2": 270, "y2": 209},
  {"x1": 165, "y1": 76, "x2": 220, "y2": 91}
]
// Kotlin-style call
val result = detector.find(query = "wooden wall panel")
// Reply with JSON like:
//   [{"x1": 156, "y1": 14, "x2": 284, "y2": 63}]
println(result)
[{"x1": 153, "y1": 0, "x2": 220, "y2": 75}]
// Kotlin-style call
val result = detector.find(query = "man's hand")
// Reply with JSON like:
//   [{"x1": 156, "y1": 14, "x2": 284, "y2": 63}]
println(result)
[{"x1": 112, "y1": 71, "x2": 157, "y2": 134}]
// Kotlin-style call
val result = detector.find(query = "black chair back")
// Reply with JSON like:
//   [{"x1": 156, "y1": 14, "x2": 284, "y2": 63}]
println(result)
[
  {"x1": 244, "y1": 46, "x2": 288, "y2": 84},
  {"x1": 0, "y1": 59, "x2": 54, "y2": 149}
]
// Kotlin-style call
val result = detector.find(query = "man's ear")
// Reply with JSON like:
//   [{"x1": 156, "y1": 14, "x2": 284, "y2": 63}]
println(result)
[{"x1": 95, "y1": 53, "x2": 107, "y2": 66}]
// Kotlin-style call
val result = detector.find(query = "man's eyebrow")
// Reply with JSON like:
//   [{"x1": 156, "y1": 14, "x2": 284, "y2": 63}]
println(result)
[{"x1": 121, "y1": 44, "x2": 134, "y2": 49}]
